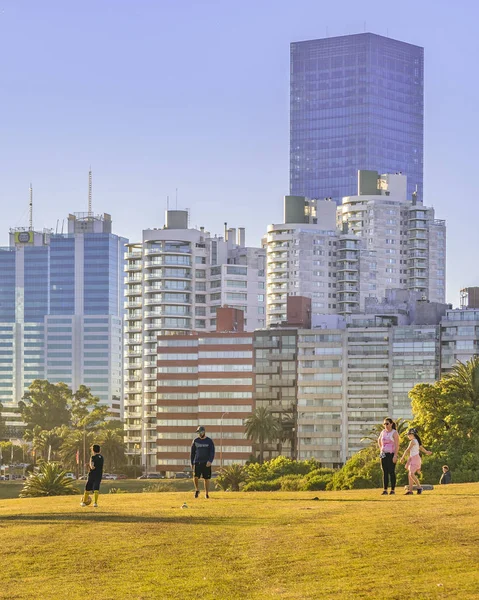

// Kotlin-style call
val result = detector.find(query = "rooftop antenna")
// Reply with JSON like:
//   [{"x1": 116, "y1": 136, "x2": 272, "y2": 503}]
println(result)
[
  {"x1": 88, "y1": 167, "x2": 92, "y2": 217},
  {"x1": 29, "y1": 183, "x2": 33, "y2": 230}
]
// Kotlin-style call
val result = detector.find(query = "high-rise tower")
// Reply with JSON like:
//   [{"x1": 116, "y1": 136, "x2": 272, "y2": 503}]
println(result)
[{"x1": 290, "y1": 33, "x2": 424, "y2": 204}]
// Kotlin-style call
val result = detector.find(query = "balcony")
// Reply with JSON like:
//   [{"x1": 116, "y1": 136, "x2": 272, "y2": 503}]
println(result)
[
  {"x1": 267, "y1": 232, "x2": 292, "y2": 242},
  {"x1": 336, "y1": 263, "x2": 359, "y2": 273},
  {"x1": 124, "y1": 300, "x2": 142, "y2": 309},
  {"x1": 144, "y1": 373, "x2": 157, "y2": 381},
  {"x1": 144, "y1": 309, "x2": 191, "y2": 318},
  {"x1": 338, "y1": 294, "x2": 359, "y2": 303},
  {"x1": 337, "y1": 251, "x2": 358, "y2": 261},
  {"x1": 124, "y1": 264, "x2": 142, "y2": 272},
  {"x1": 125, "y1": 251, "x2": 142, "y2": 260},
  {"x1": 125, "y1": 324, "x2": 142, "y2": 334},
  {"x1": 125, "y1": 348, "x2": 142, "y2": 356},
  {"x1": 125, "y1": 288, "x2": 142, "y2": 297}
]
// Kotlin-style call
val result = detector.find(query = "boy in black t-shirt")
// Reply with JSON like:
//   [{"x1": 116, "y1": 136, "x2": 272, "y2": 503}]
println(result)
[{"x1": 81, "y1": 444, "x2": 104, "y2": 508}]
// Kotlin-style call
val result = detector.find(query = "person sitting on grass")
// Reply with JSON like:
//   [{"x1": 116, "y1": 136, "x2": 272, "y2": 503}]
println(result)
[
  {"x1": 440, "y1": 465, "x2": 452, "y2": 485},
  {"x1": 81, "y1": 444, "x2": 104, "y2": 508},
  {"x1": 400, "y1": 428, "x2": 432, "y2": 495}
]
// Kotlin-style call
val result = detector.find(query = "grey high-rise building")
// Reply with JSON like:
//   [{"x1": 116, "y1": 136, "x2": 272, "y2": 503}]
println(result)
[
  {"x1": 290, "y1": 33, "x2": 424, "y2": 204},
  {"x1": 0, "y1": 213, "x2": 127, "y2": 436}
]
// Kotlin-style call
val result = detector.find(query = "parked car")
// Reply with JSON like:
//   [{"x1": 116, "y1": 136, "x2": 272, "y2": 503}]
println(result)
[
  {"x1": 65, "y1": 472, "x2": 76, "y2": 480},
  {"x1": 103, "y1": 474, "x2": 118, "y2": 480},
  {"x1": 115, "y1": 474, "x2": 128, "y2": 480},
  {"x1": 174, "y1": 472, "x2": 189, "y2": 479},
  {"x1": 137, "y1": 473, "x2": 165, "y2": 480}
]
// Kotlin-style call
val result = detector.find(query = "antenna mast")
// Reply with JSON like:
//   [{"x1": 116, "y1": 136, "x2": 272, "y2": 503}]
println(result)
[
  {"x1": 88, "y1": 168, "x2": 93, "y2": 217},
  {"x1": 29, "y1": 183, "x2": 33, "y2": 230}
]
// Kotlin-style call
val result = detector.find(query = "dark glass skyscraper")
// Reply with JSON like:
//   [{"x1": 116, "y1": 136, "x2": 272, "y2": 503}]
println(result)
[{"x1": 290, "y1": 33, "x2": 423, "y2": 203}]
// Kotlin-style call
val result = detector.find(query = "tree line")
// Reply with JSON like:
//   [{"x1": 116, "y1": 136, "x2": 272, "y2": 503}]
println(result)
[{"x1": 1, "y1": 380, "x2": 126, "y2": 474}]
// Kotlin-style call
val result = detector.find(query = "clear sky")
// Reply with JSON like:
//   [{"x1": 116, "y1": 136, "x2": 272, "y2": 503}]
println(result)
[{"x1": 0, "y1": 0, "x2": 477, "y2": 306}]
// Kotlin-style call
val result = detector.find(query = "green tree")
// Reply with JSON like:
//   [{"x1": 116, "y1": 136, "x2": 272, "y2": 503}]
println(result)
[
  {"x1": 216, "y1": 464, "x2": 247, "y2": 491},
  {"x1": 98, "y1": 428, "x2": 126, "y2": 472},
  {"x1": 19, "y1": 380, "x2": 71, "y2": 433},
  {"x1": 409, "y1": 357, "x2": 479, "y2": 481},
  {"x1": 276, "y1": 410, "x2": 295, "y2": 457},
  {"x1": 58, "y1": 429, "x2": 95, "y2": 472},
  {"x1": 244, "y1": 407, "x2": 281, "y2": 463},
  {"x1": 0, "y1": 401, "x2": 6, "y2": 441},
  {"x1": 20, "y1": 462, "x2": 78, "y2": 497},
  {"x1": 0, "y1": 442, "x2": 24, "y2": 464},
  {"x1": 70, "y1": 385, "x2": 109, "y2": 432},
  {"x1": 27, "y1": 426, "x2": 63, "y2": 462}
]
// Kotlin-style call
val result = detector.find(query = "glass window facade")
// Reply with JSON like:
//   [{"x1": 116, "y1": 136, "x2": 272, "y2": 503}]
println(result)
[{"x1": 290, "y1": 33, "x2": 424, "y2": 203}]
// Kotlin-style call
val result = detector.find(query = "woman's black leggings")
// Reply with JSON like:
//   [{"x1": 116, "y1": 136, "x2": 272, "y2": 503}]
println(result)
[{"x1": 381, "y1": 453, "x2": 396, "y2": 490}]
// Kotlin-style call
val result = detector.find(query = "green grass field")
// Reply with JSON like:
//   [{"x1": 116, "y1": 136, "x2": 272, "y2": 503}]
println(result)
[
  {"x1": 0, "y1": 478, "x2": 193, "y2": 499},
  {"x1": 1, "y1": 484, "x2": 478, "y2": 599}
]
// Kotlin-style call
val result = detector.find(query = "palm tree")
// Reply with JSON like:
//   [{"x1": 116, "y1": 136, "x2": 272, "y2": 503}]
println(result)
[
  {"x1": 27, "y1": 426, "x2": 62, "y2": 462},
  {"x1": 98, "y1": 428, "x2": 126, "y2": 472},
  {"x1": 276, "y1": 410, "x2": 295, "y2": 458},
  {"x1": 20, "y1": 462, "x2": 78, "y2": 497},
  {"x1": 216, "y1": 464, "x2": 247, "y2": 491},
  {"x1": 244, "y1": 407, "x2": 281, "y2": 463},
  {"x1": 59, "y1": 429, "x2": 95, "y2": 473},
  {"x1": 445, "y1": 357, "x2": 479, "y2": 407}
]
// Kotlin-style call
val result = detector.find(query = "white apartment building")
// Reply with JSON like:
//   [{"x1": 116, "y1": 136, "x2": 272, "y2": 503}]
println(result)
[
  {"x1": 266, "y1": 196, "x2": 339, "y2": 326},
  {"x1": 124, "y1": 210, "x2": 265, "y2": 470},
  {"x1": 266, "y1": 171, "x2": 446, "y2": 326},
  {"x1": 338, "y1": 171, "x2": 446, "y2": 311}
]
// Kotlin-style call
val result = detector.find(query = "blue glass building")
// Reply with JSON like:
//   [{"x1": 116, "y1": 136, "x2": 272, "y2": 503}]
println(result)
[
  {"x1": 290, "y1": 33, "x2": 424, "y2": 204},
  {"x1": 0, "y1": 214, "x2": 127, "y2": 435}
]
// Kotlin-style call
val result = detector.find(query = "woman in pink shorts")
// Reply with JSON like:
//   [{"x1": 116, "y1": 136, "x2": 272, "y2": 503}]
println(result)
[{"x1": 401, "y1": 428, "x2": 432, "y2": 495}]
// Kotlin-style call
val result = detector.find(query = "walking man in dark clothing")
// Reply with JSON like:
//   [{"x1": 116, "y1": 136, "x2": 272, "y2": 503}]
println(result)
[{"x1": 191, "y1": 426, "x2": 215, "y2": 499}]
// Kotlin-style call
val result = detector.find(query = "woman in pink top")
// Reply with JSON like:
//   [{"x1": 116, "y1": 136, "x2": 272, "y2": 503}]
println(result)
[
  {"x1": 401, "y1": 428, "x2": 432, "y2": 495},
  {"x1": 378, "y1": 418, "x2": 400, "y2": 495}
]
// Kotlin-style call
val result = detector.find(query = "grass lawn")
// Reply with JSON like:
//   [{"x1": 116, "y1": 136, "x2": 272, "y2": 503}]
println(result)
[
  {"x1": 0, "y1": 478, "x2": 193, "y2": 499},
  {"x1": 1, "y1": 483, "x2": 478, "y2": 599}
]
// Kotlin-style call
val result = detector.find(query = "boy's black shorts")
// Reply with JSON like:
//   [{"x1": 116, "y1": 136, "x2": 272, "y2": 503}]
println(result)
[
  {"x1": 194, "y1": 463, "x2": 212, "y2": 480},
  {"x1": 85, "y1": 476, "x2": 102, "y2": 492}
]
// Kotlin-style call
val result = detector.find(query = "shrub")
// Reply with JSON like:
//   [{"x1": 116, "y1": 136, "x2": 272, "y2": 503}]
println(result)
[
  {"x1": 215, "y1": 464, "x2": 247, "y2": 492},
  {"x1": 243, "y1": 479, "x2": 281, "y2": 492},
  {"x1": 109, "y1": 487, "x2": 128, "y2": 494},
  {"x1": 20, "y1": 462, "x2": 78, "y2": 497},
  {"x1": 303, "y1": 475, "x2": 331, "y2": 491},
  {"x1": 279, "y1": 475, "x2": 307, "y2": 491}
]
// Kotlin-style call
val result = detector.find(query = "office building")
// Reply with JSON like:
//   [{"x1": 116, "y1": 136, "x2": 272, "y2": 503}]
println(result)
[
  {"x1": 0, "y1": 212, "x2": 127, "y2": 435},
  {"x1": 290, "y1": 33, "x2": 424, "y2": 203}
]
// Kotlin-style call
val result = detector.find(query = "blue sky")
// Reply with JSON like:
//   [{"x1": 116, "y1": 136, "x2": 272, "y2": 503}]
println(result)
[{"x1": 0, "y1": 0, "x2": 477, "y2": 305}]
